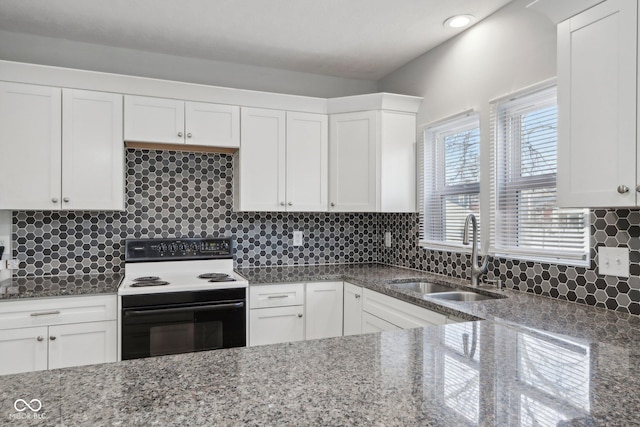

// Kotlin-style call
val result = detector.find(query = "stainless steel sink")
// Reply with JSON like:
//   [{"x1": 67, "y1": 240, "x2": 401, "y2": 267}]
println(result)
[
  {"x1": 429, "y1": 291, "x2": 501, "y2": 302},
  {"x1": 389, "y1": 282, "x2": 454, "y2": 294}
]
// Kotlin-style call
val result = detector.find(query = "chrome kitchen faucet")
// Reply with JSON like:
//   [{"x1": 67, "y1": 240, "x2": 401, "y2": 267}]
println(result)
[{"x1": 463, "y1": 213, "x2": 488, "y2": 287}]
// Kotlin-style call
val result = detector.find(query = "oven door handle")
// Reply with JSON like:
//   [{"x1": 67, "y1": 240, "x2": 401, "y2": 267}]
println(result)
[{"x1": 123, "y1": 301, "x2": 244, "y2": 317}]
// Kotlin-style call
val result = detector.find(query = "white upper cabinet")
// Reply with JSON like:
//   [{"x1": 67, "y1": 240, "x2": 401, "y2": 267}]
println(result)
[
  {"x1": 286, "y1": 112, "x2": 328, "y2": 212},
  {"x1": 0, "y1": 84, "x2": 123, "y2": 211},
  {"x1": 329, "y1": 111, "x2": 377, "y2": 212},
  {"x1": 236, "y1": 107, "x2": 287, "y2": 211},
  {"x1": 0, "y1": 82, "x2": 62, "y2": 210},
  {"x1": 235, "y1": 108, "x2": 328, "y2": 212},
  {"x1": 124, "y1": 95, "x2": 239, "y2": 148},
  {"x1": 185, "y1": 101, "x2": 240, "y2": 148},
  {"x1": 329, "y1": 110, "x2": 416, "y2": 212},
  {"x1": 62, "y1": 89, "x2": 124, "y2": 210},
  {"x1": 557, "y1": 0, "x2": 638, "y2": 207}
]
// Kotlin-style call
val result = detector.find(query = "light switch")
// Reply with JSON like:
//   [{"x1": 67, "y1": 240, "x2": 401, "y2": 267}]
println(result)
[
  {"x1": 293, "y1": 231, "x2": 303, "y2": 247},
  {"x1": 598, "y1": 246, "x2": 629, "y2": 277}
]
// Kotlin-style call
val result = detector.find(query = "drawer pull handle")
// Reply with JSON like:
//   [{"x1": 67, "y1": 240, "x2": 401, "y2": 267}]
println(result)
[
  {"x1": 298, "y1": 313, "x2": 303, "y2": 318},
  {"x1": 36, "y1": 336, "x2": 44, "y2": 342},
  {"x1": 267, "y1": 295, "x2": 289, "y2": 299},
  {"x1": 30, "y1": 310, "x2": 61, "y2": 317},
  {"x1": 49, "y1": 336, "x2": 56, "y2": 341},
  {"x1": 355, "y1": 294, "x2": 361, "y2": 299}
]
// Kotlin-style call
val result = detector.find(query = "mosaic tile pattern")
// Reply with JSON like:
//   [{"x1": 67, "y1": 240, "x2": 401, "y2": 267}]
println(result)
[
  {"x1": 377, "y1": 211, "x2": 640, "y2": 316},
  {"x1": 12, "y1": 150, "x2": 376, "y2": 277}
]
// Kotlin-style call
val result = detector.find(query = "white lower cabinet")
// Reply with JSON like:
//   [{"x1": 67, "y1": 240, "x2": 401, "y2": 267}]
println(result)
[
  {"x1": 361, "y1": 288, "x2": 450, "y2": 329},
  {"x1": 0, "y1": 295, "x2": 118, "y2": 375},
  {"x1": 305, "y1": 281, "x2": 343, "y2": 340},
  {"x1": 249, "y1": 306, "x2": 304, "y2": 346},
  {"x1": 362, "y1": 312, "x2": 400, "y2": 333},
  {"x1": 343, "y1": 282, "x2": 363, "y2": 336},
  {"x1": 0, "y1": 326, "x2": 49, "y2": 375}
]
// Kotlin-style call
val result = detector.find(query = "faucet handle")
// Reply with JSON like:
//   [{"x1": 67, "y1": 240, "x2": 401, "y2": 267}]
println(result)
[{"x1": 483, "y1": 278, "x2": 504, "y2": 290}]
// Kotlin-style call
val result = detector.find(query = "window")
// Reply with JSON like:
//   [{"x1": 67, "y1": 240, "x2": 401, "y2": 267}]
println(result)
[
  {"x1": 420, "y1": 112, "x2": 480, "y2": 250},
  {"x1": 490, "y1": 85, "x2": 589, "y2": 265}
]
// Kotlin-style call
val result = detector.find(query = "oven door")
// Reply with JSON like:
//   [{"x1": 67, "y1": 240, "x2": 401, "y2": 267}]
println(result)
[{"x1": 121, "y1": 298, "x2": 246, "y2": 360}]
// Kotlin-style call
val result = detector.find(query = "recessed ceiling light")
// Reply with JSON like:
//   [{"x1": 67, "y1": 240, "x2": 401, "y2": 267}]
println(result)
[{"x1": 444, "y1": 15, "x2": 475, "y2": 29}]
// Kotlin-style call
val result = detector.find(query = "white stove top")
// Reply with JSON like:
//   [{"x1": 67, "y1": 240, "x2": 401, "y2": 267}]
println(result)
[{"x1": 118, "y1": 260, "x2": 248, "y2": 296}]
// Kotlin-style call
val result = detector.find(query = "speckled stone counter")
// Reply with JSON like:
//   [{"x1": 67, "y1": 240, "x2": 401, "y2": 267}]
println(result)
[
  {"x1": 3, "y1": 264, "x2": 640, "y2": 426},
  {"x1": 2, "y1": 321, "x2": 639, "y2": 426},
  {"x1": 0, "y1": 273, "x2": 122, "y2": 300}
]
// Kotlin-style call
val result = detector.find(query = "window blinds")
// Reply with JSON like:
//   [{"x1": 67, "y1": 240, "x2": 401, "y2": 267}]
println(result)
[
  {"x1": 420, "y1": 112, "x2": 481, "y2": 250},
  {"x1": 490, "y1": 86, "x2": 589, "y2": 264}
]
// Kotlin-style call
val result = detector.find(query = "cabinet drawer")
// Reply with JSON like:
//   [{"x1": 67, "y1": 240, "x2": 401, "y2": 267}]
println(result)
[
  {"x1": 362, "y1": 312, "x2": 400, "y2": 333},
  {"x1": 362, "y1": 289, "x2": 447, "y2": 328},
  {"x1": 0, "y1": 295, "x2": 118, "y2": 330},
  {"x1": 249, "y1": 305, "x2": 304, "y2": 346},
  {"x1": 249, "y1": 283, "x2": 304, "y2": 308}
]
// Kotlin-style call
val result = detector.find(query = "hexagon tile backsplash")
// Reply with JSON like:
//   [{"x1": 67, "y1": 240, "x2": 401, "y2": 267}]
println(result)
[
  {"x1": 11, "y1": 149, "x2": 640, "y2": 315},
  {"x1": 12, "y1": 150, "x2": 377, "y2": 277}
]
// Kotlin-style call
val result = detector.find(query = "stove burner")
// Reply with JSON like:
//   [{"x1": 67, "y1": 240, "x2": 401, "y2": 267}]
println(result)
[
  {"x1": 208, "y1": 277, "x2": 236, "y2": 283},
  {"x1": 134, "y1": 276, "x2": 161, "y2": 282},
  {"x1": 130, "y1": 280, "x2": 170, "y2": 288},
  {"x1": 198, "y1": 273, "x2": 231, "y2": 280}
]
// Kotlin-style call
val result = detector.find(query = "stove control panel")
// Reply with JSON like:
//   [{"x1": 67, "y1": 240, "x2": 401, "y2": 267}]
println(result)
[{"x1": 125, "y1": 238, "x2": 233, "y2": 262}]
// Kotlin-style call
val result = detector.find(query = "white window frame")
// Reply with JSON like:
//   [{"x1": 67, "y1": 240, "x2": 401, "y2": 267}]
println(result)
[
  {"x1": 489, "y1": 81, "x2": 590, "y2": 266},
  {"x1": 419, "y1": 111, "x2": 481, "y2": 252}
]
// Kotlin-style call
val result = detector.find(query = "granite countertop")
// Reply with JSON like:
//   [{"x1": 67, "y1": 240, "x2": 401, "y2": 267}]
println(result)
[
  {"x1": 0, "y1": 273, "x2": 122, "y2": 300},
  {"x1": 2, "y1": 264, "x2": 640, "y2": 425}
]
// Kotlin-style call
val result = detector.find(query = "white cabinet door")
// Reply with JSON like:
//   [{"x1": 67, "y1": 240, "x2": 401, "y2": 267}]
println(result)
[
  {"x1": 0, "y1": 82, "x2": 62, "y2": 210},
  {"x1": 362, "y1": 312, "x2": 400, "y2": 334},
  {"x1": 286, "y1": 112, "x2": 328, "y2": 211},
  {"x1": 62, "y1": 89, "x2": 124, "y2": 210},
  {"x1": 0, "y1": 326, "x2": 48, "y2": 375},
  {"x1": 185, "y1": 101, "x2": 240, "y2": 148},
  {"x1": 124, "y1": 95, "x2": 184, "y2": 144},
  {"x1": 557, "y1": 0, "x2": 638, "y2": 207},
  {"x1": 380, "y1": 112, "x2": 416, "y2": 212},
  {"x1": 249, "y1": 306, "x2": 304, "y2": 346},
  {"x1": 362, "y1": 288, "x2": 448, "y2": 328},
  {"x1": 236, "y1": 107, "x2": 286, "y2": 211},
  {"x1": 329, "y1": 111, "x2": 377, "y2": 212},
  {"x1": 305, "y1": 281, "x2": 343, "y2": 340},
  {"x1": 48, "y1": 321, "x2": 117, "y2": 370},
  {"x1": 343, "y1": 282, "x2": 363, "y2": 336}
]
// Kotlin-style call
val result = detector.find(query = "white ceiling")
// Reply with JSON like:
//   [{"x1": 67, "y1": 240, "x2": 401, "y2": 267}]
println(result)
[{"x1": 0, "y1": 0, "x2": 513, "y2": 80}]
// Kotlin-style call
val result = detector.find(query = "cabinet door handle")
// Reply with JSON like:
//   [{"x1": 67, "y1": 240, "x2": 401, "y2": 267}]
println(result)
[
  {"x1": 355, "y1": 294, "x2": 361, "y2": 299},
  {"x1": 287, "y1": 202, "x2": 293, "y2": 206},
  {"x1": 330, "y1": 202, "x2": 335, "y2": 207},
  {"x1": 30, "y1": 310, "x2": 61, "y2": 317},
  {"x1": 297, "y1": 313, "x2": 303, "y2": 318},
  {"x1": 617, "y1": 185, "x2": 629, "y2": 194},
  {"x1": 49, "y1": 336, "x2": 56, "y2": 341},
  {"x1": 51, "y1": 198, "x2": 59, "y2": 203},
  {"x1": 63, "y1": 197, "x2": 70, "y2": 203},
  {"x1": 280, "y1": 202, "x2": 285, "y2": 206},
  {"x1": 187, "y1": 133, "x2": 192, "y2": 138},
  {"x1": 36, "y1": 336, "x2": 44, "y2": 342},
  {"x1": 177, "y1": 132, "x2": 183, "y2": 138},
  {"x1": 636, "y1": 185, "x2": 640, "y2": 193},
  {"x1": 267, "y1": 295, "x2": 288, "y2": 299}
]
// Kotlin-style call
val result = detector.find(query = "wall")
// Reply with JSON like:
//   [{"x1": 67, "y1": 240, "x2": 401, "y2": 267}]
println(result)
[
  {"x1": 0, "y1": 30, "x2": 377, "y2": 98},
  {"x1": 376, "y1": 0, "x2": 640, "y2": 315},
  {"x1": 11, "y1": 150, "x2": 377, "y2": 277}
]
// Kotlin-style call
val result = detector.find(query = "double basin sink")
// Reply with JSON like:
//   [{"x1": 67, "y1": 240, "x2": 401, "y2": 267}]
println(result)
[{"x1": 388, "y1": 281, "x2": 503, "y2": 302}]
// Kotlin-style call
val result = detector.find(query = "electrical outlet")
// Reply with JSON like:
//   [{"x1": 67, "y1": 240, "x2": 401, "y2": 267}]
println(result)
[
  {"x1": 6, "y1": 259, "x2": 19, "y2": 270},
  {"x1": 384, "y1": 232, "x2": 392, "y2": 248},
  {"x1": 598, "y1": 246, "x2": 629, "y2": 277},
  {"x1": 293, "y1": 231, "x2": 303, "y2": 247}
]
